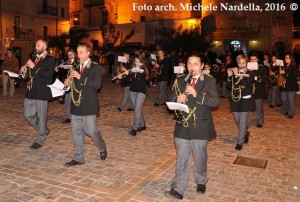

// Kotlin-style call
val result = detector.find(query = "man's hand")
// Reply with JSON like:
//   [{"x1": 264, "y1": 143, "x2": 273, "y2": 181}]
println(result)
[
  {"x1": 185, "y1": 85, "x2": 197, "y2": 97},
  {"x1": 20, "y1": 66, "x2": 27, "y2": 74},
  {"x1": 70, "y1": 70, "x2": 81, "y2": 80},
  {"x1": 64, "y1": 78, "x2": 71, "y2": 88},
  {"x1": 26, "y1": 59, "x2": 35, "y2": 69},
  {"x1": 177, "y1": 94, "x2": 187, "y2": 103}
]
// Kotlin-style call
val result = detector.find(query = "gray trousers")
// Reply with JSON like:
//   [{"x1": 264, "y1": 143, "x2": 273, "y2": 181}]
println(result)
[
  {"x1": 119, "y1": 86, "x2": 133, "y2": 110},
  {"x1": 281, "y1": 91, "x2": 297, "y2": 116},
  {"x1": 233, "y1": 112, "x2": 251, "y2": 145},
  {"x1": 24, "y1": 98, "x2": 49, "y2": 145},
  {"x1": 171, "y1": 138, "x2": 208, "y2": 195},
  {"x1": 65, "y1": 92, "x2": 71, "y2": 119},
  {"x1": 71, "y1": 115, "x2": 106, "y2": 163},
  {"x1": 155, "y1": 81, "x2": 168, "y2": 104},
  {"x1": 129, "y1": 91, "x2": 146, "y2": 131},
  {"x1": 270, "y1": 86, "x2": 282, "y2": 107},
  {"x1": 254, "y1": 99, "x2": 264, "y2": 125}
]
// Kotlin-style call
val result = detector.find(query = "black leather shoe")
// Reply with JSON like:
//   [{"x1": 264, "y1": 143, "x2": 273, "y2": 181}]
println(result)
[
  {"x1": 62, "y1": 118, "x2": 71, "y2": 124},
  {"x1": 129, "y1": 129, "x2": 137, "y2": 136},
  {"x1": 127, "y1": 108, "x2": 134, "y2": 111},
  {"x1": 64, "y1": 160, "x2": 84, "y2": 167},
  {"x1": 244, "y1": 131, "x2": 250, "y2": 144},
  {"x1": 288, "y1": 115, "x2": 293, "y2": 119},
  {"x1": 117, "y1": 107, "x2": 122, "y2": 112},
  {"x1": 256, "y1": 124, "x2": 263, "y2": 128},
  {"x1": 30, "y1": 142, "x2": 42, "y2": 149},
  {"x1": 269, "y1": 105, "x2": 274, "y2": 108},
  {"x1": 235, "y1": 144, "x2": 243, "y2": 151},
  {"x1": 100, "y1": 150, "x2": 107, "y2": 160},
  {"x1": 154, "y1": 103, "x2": 159, "y2": 107},
  {"x1": 137, "y1": 126, "x2": 146, "y2": 132},
  {"x1": 196, "y1": 184, "x2": 206, "y2": 194},
  {"x1": 164, "y1": 189, "x2": 183, "y2": 200}
]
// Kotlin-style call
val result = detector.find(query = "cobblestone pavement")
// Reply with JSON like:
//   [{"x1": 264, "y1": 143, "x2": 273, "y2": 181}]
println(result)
[{"x1": 0, "y1": 75, "x2": 299, "y2": 202}]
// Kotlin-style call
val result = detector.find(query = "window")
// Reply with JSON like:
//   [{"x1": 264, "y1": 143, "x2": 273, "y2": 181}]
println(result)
[
  {"x1": 230, "y1": 40, "x2": 241, "y2": 52},
  {"x1": 14, "y1": 16, "x2": 21, "y2": 38},
  {"x1": 73, "y1": 13, "x2": 80, "y2": 25},
  {"x1": 43, "y1": 26, "x2": 48, "y2": 38},
  {"x1": 61, "y1": 8, "x2": 65, "y2": 18},
  {"x1": 102, "y1": 11, "x2": 108, "y2": 25}
]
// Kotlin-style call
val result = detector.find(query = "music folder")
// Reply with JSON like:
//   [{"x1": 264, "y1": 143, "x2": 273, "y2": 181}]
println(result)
[
  {"x1": 61, "y1": 65, "x2": 72, "y2": 69},
  {"x1": 47, "y1": 78, "x2": 65, "y2": 97},
  {"x1": 118, "y1": 56, "x2": 126, "y2": 63},
  {"x1": 3, "y1": 70, "x2": 20, "y2": 78},
  {"x1": 166, "y1": 102, "x2": 189, "y2": 113},
  {"x1": 174, "y1": 66, "x2": 184, "y2": 74}
]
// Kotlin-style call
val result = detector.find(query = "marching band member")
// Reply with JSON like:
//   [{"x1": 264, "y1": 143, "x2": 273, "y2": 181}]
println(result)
[
  {"x1": 64, "y1": 43, "x2": 107, "y2": 167},
  {"x1": 269, "y1": 55, "x2": 282, "y2": 108},
  {"x1": 227, "y1": 55, "x2": 255, "y2": 151},
  {"x1": 281, "y1": 53, "x2": 299, "y2": 118},
  {"x1": 19, "y1": 39, "x2": 55, "y2": 149},
  {"x1": 165, "y1": 53, "x2": 219, "y2": 200},
  {"x1": 128, "y1": 56, "x2": 149, "y2": 136},
  {"x1": 250, "y1": 53, "x2": 268, "y2": 128}
]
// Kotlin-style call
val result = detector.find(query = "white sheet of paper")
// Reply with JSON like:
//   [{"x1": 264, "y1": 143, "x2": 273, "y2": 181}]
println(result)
[
  {"x1": 247, "y1": 62, "x2": 258, "y2": 70},
  {"x1": 150, "y1": 54, "x2": 156, "y2": 61},
  {"x1": 174, "y1": 66, "x2": 184, "y2": 74},
  {"x1": 166, "y1": 102, "x2": 189, "y2": 113},
  {"x1": 276, "y1": 59, "x2": 284, "y2": 67},
  {"x1": 235, "y1": 74, "x2": 250, "y2": 77},
  {"x1": 216, "y1": 59, "x2": 222, "y2": 64},
  {"x1": 61, "y1": 65, "x2": 72, "y2": 69},
  {"x1": 47, "y1": 78, "x2": 65, "y2": 97},
  {"x1": 263, "y1": 61, "x2": 270, "y2": 67},
  {"x1": 202, "y1": 70, "x2": 210, "y2": 75},
  {"x1": 118, "y1": 56, "x2": 127, "y2": 63},
  {"x1": 131, "y1": 67, "x2": 144, "y2": 73},
  {"x1": 3, "y1": 70, "x2": 20, "y2": 78}
]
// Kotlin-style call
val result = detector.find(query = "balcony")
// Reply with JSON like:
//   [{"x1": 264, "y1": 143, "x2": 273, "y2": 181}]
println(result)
[
  {"x1": 6, "y1": 27, "x2": 35, "y2": 41},
  {"x1": 83, "y1": 0, "x2": 105, "y2": 8},
  {"x1": 38, "y1": 5, "x2": 57, "y2": 16}
]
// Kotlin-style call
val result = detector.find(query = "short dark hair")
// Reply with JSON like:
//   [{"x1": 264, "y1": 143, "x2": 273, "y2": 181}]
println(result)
[
  {"x1": 77, "y1": 43, "x2": 92, "y2": 52},
  {"x1": 188, "y1": 52, "x2": 203, "y2": 63},
  {"x1": 37, "y1": 39, "x2": 48, "y2": 47}
]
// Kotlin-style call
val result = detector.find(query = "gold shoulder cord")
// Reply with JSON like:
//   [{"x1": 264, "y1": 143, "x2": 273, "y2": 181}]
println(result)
[
  {"x1": 68, "y1": 66, "x2": 87, "y2": 107},
  {"x1": 172, "y1": 78, "x2": 197, "y2": 128},
  {"x1": 27, "y1": 68, "x2": 40, "y2": 91},
  {"x1": 231, "y1": 78, "x2": 245, "y2": 102}
]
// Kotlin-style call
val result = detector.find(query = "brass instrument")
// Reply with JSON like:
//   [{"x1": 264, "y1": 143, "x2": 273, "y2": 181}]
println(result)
[
  {"x1": 64, "y1": 62, "x2": 85, "y2": 106},
  {"x1": 276, "y1": 66, "x2": 286, "y2": 88}
]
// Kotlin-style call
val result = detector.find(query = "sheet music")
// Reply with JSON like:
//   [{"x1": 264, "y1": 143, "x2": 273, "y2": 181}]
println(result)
[
  {"x1": 131, "y1": 67, "x2": 144, "y2": 73},
  {"x1": 166, "y1": 102, "x2": 189, "y2": 113},
  {"x1": 61, "y1": 65, "x2": 72, "y2": 69},
  {"x1": 247, "y1": 62, "x2": 258, "y2": 70},
  {"x1": 174, "y1": 66, "x2": 184, "y2": 74},
  {"x1": 150, "y1": 54, "x2": 157, "y2": 61},
  {"x1": 3, "y1": 70, "x2": 20, "y2": 78},
  {"x1": 47, "y1": 78, "x2": 65, "y2": 97},
  {"x1": 276, "y1": 59, "x2": 284, "y2": 67},
  {"x1": 235, "y1": 74, "x2": 250, "y2": 77},
  {"x1": 263, "y1": 61, "x2": 270, "y2": 67},
  {"x1": 118, "y1": 56, "x2": 127, "y2": 63}
]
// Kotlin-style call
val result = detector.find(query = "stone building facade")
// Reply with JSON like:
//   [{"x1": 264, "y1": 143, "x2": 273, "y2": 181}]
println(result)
[{"x1": 0, "y1": 0, "x2": 70, "y2": 65}]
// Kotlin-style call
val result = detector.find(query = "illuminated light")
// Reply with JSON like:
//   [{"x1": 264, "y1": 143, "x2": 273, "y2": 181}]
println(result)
[
  {"x1": 187, "y1": 18, "x2": 197, "y2": 28},
  {"x1": 74, "y1": 17, "x2": 79, "y2": 21}
]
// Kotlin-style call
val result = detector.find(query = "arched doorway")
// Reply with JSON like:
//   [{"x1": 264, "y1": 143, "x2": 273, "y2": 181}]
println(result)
[{"x1": 274, "y1": 41, "x2": 286, "y2": 58}]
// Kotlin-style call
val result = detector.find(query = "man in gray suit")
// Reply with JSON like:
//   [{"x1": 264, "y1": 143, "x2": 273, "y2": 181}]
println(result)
[
  {"x1": 64, "y1": 43, "x2": 107, "y2": 167},
  {"x1": 20, "y1": 39, "x2": 55, "y2": 149},
  {"x1": 165, "y1": 53, "x2": 219, "y2": 200}
]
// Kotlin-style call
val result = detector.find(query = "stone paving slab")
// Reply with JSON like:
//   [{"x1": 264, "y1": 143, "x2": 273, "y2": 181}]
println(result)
[{"x1": 0, "y1": 76, "x2": 299, "y2": 202}]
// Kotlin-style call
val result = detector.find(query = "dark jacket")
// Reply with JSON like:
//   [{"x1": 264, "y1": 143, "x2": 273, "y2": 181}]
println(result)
[
  {"x1": 170, "y1": 74, "x2": 219, "y2": 140},
  {"x1": 282, "y1": 63, "x2": 299, "y2": 92},
  {"x1": 70, "y1": 60, "x2": 102, "y2": 116},
  {"x1": 157, "y1": 57, "x2": 171, "y2": 82},
  {"x1": 226, "y1": 71, "x2": 255, "y2": 112},
  {"x1": 24, "y1": 54, "x2": 55, "y2": 101},
  {"x1": 252, "y1": 64, "x2": 268, "y2": 99},
  {"x1": 129, "y1": 65, "x2": 148, "y2": 94}
]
